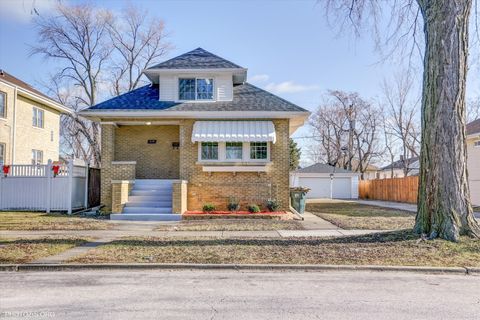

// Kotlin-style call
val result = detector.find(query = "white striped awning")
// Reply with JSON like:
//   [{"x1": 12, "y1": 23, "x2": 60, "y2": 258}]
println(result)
[{"x1": 191, "y1": 121, "x2": 276, "y2": 143}]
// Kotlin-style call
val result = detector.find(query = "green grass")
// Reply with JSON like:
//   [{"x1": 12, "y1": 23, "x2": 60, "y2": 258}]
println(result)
[
  {"x1": 156, "y1": 219, "x2": 304, "y2": 231},
  {"x1": 0, "y1": 212, "x2": 111, "y2": 230},
  {"x1": 69, "y1": 230, "x2": 480, "y2": 267},
  {"x1": 0, "y1": 237, "x2": 88, "y2": 263},
  {"x1": 306, "y1": 202, "x2": 415, "y2": 230}
]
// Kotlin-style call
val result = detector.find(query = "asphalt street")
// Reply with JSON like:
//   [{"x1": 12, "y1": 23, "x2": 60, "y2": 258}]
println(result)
[{"x1": 1, "y1": 269, "x2": 479, "y2": 319}]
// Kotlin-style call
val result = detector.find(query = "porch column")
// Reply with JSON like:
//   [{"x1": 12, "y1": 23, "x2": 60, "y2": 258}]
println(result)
[{"x1": 100, "y1": 123, "x2": 116, "y2": 211}]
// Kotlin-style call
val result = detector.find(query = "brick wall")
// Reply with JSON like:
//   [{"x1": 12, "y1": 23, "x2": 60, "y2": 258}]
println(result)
[
  {"x1": 172, "y1": 180, "x2": 188, "y2": 214},
  {"x1": 179, "y1": 119, "x2": 290, "y2": 211},
  {"x1": 111, "y1": 180, "x2": 134, "y2": 213},
  {"x1": 115, "y1": 125, "x2": 180, "y2": 179}
]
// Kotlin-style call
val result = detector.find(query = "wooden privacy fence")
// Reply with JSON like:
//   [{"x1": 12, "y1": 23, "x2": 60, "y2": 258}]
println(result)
[
  {"x1": 0, "y1": 160, "x2": 99, "y2": 213},
  {"x1": 88, "y1": 167, "x2": 101, "y2": 208},
  {"x1": 358, "y1": 176, "x2": 419, "y2": 204}
]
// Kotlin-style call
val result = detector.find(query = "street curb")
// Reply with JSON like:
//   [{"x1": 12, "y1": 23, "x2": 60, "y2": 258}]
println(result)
[{"x1": 0, "y1": 263, "x2": 474, "y2": 275}]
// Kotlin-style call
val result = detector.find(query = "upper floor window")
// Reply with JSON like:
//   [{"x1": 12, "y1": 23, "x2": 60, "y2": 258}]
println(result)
[
  {"x1": 0, "y1": 143, "x2": 5, "y2": 165},
  {"x1": 179, "y1": 78, "x2": 214, "y2": 101},
  {"x1": 474, "y1": 140, "x2": 480, "y2": 148},
  {"x1": 0, "y1": 91, "x2": 5, "y2": 118},
  {"x1": 32, "y1": 149, "x2": 43, "y2": 165},
  {"x1": 32, "y1": 107, "x2": 44, "y2": 128}
]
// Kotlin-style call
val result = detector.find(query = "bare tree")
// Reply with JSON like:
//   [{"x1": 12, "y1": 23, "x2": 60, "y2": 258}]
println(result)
[
  {"x1": 381, "y1": 113, "x2": 398, "y2": 178},
  {"x1": 31, "y1": 3, "x2": 171, "y2": 166},
  {"x1": 467, "y1": 96, "x2": 480, "y2": 121},
  {"x1": 310, "y1": 90, "x2": 383, "y2": 179},
  {"x1": 381, "y1": 70, "x2": 421, "y2": 177},
  {"x1": 31, "y1": 3, "x2": 112, "y2": 166},
  {"x1": 106, "y1": 5, "x2": 171, "y2": 96},
  {"x1": 318, "y1": 0, "x2": 480, "y2": 241}
]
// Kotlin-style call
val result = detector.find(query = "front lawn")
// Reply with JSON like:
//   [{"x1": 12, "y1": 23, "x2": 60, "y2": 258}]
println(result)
[
  {"x1": 68, "y1": 230, "x2": 480, "y2": 267},
  {"x1": 0, "y1": 237, "x2": 87, "y2": 263},
  {"x1": 307, "y1": 202, "x2": 415, "y2": 230},
  {"x1": 0, "y1": 212, "x2": 111, "y2": 230},
  {"x1": 156, "y1": 219, "x2": 304, "y2": 231}
]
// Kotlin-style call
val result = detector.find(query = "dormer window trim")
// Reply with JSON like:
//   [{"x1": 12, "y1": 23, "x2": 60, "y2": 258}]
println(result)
[{"x1": 178, "y1": 77, "x2": 215, "y2": 102}]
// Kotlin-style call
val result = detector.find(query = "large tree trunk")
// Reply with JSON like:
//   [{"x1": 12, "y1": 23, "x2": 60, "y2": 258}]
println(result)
[{"x1": 415, "y1": 0, "x2": 480, "y2": 241}]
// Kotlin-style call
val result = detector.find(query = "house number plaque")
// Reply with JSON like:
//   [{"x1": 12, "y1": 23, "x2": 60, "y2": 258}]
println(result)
[{"x1": 147, "y1": 140, "x2": 157, "y2": 144}]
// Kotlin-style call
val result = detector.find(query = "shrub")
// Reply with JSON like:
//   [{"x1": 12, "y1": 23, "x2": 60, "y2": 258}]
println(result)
[
  {"x1": 247, "y1": 204, "x2": 261, "y2": 213},
  {"x1": 202, "y1": 203, "x2": 216, "y2": 212},
  {"x1": 227, "y1": 197, "x2": 240, "y2": 212},
  {"x1": 265, "y1": 199, "x2": 279, "y2": 212}
]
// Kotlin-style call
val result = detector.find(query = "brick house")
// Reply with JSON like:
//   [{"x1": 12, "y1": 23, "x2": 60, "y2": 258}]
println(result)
[
  {"x1": 0, "y1": 70, "x2": 71, "y2": 165},
  {"x1": 80, "y1": 48, "x2": 310, "y2": 220}
]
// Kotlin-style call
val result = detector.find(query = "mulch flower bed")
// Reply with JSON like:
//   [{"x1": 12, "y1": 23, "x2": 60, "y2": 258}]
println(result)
[
  {"x1": 185, "y1": 211, "x2": 286, "y2": 215},
  {"x1": 182, "y1": 211, "x2": 289, "y2": 220}
]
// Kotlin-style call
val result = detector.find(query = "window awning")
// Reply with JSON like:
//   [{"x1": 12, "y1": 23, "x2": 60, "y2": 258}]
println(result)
[{"x1": 192, "y1": 121, "x2": 276, "y2": 143}]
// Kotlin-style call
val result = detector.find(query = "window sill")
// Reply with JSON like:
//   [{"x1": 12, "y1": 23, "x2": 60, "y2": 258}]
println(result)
[
  {"x1": 198, "y1": 162, "x2": 272, "y2": 173},
  {"x1": 196, "y1": 161, "x2": 271, "y2": 166}
]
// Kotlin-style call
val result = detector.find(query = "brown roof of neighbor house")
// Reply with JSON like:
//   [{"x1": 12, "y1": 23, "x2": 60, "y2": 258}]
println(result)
[
  {"x1": 467, "y1": 119, "x2": 480, "y2": 135},
  {"x1": 0, "y1": 69, "x2": 57, "y2": 103}
]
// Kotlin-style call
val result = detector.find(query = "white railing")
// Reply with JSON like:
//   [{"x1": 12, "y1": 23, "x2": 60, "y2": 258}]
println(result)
[{"x1": 0, "y1": 160, "x2": 89, "y2": 213}]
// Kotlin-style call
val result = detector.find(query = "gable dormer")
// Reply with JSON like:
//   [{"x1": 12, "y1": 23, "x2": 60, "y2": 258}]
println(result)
[{"x1": 144, "y1": 48, "x2": 247, "y2": 102}]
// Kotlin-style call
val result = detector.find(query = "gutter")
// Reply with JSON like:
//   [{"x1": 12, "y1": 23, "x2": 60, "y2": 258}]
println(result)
[{"x1": 79, "y1": 110, "x2": 311, "y2": 119}]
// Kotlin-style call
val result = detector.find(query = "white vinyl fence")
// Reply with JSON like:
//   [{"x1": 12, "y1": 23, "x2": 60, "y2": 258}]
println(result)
[{"x1": 0, "y1": 160, "x2": 89, "y2": 213}]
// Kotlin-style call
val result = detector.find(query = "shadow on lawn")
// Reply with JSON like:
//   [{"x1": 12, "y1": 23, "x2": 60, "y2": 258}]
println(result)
[
  {"x1": 0, "y1": 238, "x2": 86, "y2": 246},
  {"x1": 306, "y1": 203, "x2": 415, "y2": 218},
  {"x1": 109, "y1": 229, "x2": 418, "y2": 248}
]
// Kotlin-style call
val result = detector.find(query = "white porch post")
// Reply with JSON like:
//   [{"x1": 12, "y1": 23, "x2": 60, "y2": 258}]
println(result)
[
  {"x1": 46, "y1": 160, "x2": 52, "y2": 213},
  {"x1": 67, "y1": 161, "x2": 74, "y2": 214}
]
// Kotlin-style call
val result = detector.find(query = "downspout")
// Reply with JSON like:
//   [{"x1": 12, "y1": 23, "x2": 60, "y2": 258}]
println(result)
[{"x1": 11, "y1": 86, "x2": 17, "y2": 163}]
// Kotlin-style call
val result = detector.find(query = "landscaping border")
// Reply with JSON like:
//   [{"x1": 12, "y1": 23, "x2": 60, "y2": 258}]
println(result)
[{"x1": 0, "y1": 263, "x2": 477, "y2": 275}]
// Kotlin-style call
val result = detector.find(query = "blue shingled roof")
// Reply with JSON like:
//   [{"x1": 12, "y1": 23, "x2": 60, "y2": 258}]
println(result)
[
  {"x1": 86, "y1": 82, "x2": 307, "y2": 112},
  {"x1": 147, "y1": 47, "x2": 243, "y2": 70}
]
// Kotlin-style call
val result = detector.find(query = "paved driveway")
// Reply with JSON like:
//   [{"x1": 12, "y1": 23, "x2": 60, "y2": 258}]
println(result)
[{"x1": 1, "y1": 269, "x2": 478, "y2": 320}]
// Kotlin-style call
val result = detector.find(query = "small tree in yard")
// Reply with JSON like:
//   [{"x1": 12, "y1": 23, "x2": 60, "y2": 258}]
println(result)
[
  {"x1": 289, "y1": 138, "x2": 301, "y2": 170},
  {"x1": 318, "y1": 0, "x2": 480, "y2": 241}
]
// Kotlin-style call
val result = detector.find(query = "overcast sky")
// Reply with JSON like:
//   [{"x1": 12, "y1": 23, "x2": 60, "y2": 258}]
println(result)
[{"x1": 0, "y1": 0, "x2": 478, "y2": 165}]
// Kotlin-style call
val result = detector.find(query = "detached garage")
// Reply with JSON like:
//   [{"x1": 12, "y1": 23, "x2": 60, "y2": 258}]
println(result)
[{"x1": 290, "y1": 163, "x2": 360, "y2": 199}]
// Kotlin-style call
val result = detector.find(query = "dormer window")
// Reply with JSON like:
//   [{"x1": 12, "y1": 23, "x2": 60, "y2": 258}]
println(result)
[{"x1": 179, "y1": 78, "x2": 214, "y2": 101}]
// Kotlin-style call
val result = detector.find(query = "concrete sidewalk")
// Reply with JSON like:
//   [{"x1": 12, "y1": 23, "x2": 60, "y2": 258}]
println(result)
[
  {"x1": 354, "y1": 199, "x2": 480, "y2": 219},
  {"x1": 0, "y1": 228, "x2": 385, "y2": 240},
  {"x1": 354, "y1": 200, "x2": 417, "y2": 212}
]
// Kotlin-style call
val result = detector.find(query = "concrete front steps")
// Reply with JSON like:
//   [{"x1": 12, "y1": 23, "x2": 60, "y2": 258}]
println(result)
[{"x1": 110, "y1": 179, "x2": 182, "y2": 221}]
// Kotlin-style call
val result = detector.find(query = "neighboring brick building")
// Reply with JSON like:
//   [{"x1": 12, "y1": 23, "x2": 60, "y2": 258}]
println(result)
[
  {"x1": 80, "y1": 48, "x2": 310, "y2": 220},
  {"x1": 0, "y1": 70, "x2": 71, "y2": 165}
]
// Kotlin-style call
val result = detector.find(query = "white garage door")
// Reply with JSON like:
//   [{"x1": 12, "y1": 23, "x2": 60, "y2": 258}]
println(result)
[
  {"x1": 298, "y1": 177, "x2": 352, "y2": 199},
  {"x1": 298, "y1": 177, "x2": 331, "y2": 198},
  {"x1": 332, "y1": 177, "x2": 352, "y2": 199}
]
